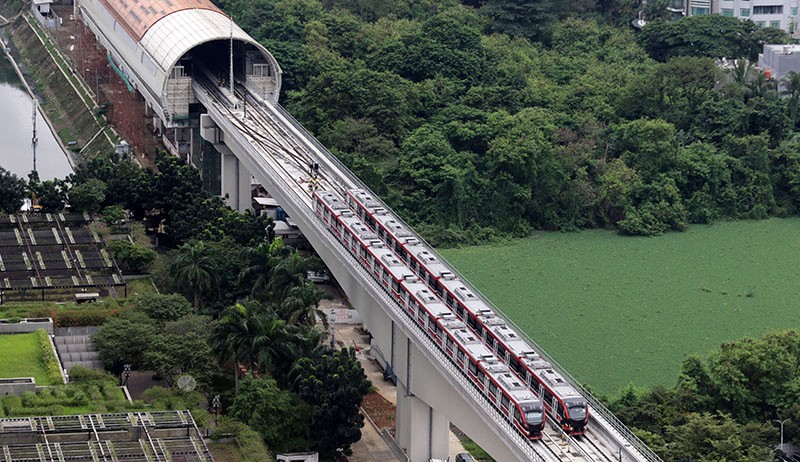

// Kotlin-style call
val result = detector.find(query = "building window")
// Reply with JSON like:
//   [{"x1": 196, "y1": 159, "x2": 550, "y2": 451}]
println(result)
[
  {"x1": 792, "y1": 6, "x2": 798, "y2": 15},
  {"x1": 756, "y1": 20, "x2": 767, "y2": 28},
  {"x1": 770, "y1": 20, "x2": 781, "y2": 28},
  {"x1": 691, "y1": 7, "x2": 710, "y2": 14},
  {"x1": 741, "y1": 8, "x2": 750, "y2": 16},
  {"x1": 753, "y1": 5, "x2": 783, "y2": 14},
  {"x1": 722, "y1": 8, "x2": 735, "y2": 16}
]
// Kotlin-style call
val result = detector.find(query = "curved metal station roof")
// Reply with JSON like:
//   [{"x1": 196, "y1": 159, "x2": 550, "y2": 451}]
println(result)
[{"x1": 80, "y1": 0, "x2": 281, "y2": 118}]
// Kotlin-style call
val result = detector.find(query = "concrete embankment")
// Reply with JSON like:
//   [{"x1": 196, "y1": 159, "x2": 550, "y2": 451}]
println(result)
[{"x1": 4, "y1": 13, "x2": 113, "y2": 162}]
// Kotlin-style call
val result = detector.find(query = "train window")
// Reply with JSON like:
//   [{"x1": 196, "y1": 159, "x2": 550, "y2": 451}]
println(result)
[
  {"x1": 499, "y1": 347, "x2": 509, "y2": 363},
  {"x1": 391, "y1": 280, "x2": 400, "y2": 293},
  {"x1": 409, "y1": 259, "x2": 418, "y2": 272},
  {"x1": 514, "y1": 408, "x2": 522, "y2": 422},
  {"x1": 466, "y1": 315, "x2": 477, "y2": 330},
  {"x1": 445, "y1": 337, "x2": 455, "y2": 352},
  {"x1": 427, "y1": 316, "x2": 436, "y2": 330},
  {"x1": 409, "y1": 301, "x2": 418, "y2": 315},
  {"x1": 433, "y1": 283, "x2": 444, "y2": 297},
  {"x1": 510, "y1": 358, "x2": 521, "y2": 373},
  {"x1": 501, "y1": 394, "x2": 510, "y2": 409},
  {"x1": 445, "y1": 294, "x2": 455, "y2": 309},
  {"x1": 456, "y1": 349, "x2": 466, "y2": 364},
  {"x1": 455, "y1": 305, "x2": 465, "y2": 319},
  {"x1": 476, "y1": 368, "x2": 485, "y2": 384},
  {"x1": 488, "y1": 383, "x2": 499, "y2": 399},
  {"x1": 485, "y1": 335, "x2": 495, "y2": 349},
  {"x1": 468, "y1": 361, "x2": 478, "y2": 376}
]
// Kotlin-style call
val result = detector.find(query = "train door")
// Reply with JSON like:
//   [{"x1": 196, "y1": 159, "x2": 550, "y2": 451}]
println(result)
[
  {"x1": 500, "y1": 394, "x2": 511, "y2": 417},
  {"x1": 445, "y1": 336, "x2": 455, "y2": 356},
  {"x1": 488, "y1": 382, "x2": 499, "y2": 403}
]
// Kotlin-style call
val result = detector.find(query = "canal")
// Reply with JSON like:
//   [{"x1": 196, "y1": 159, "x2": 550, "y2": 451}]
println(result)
[{"x1": 0, "y1": 41, "x2": 73, "y2": 181}]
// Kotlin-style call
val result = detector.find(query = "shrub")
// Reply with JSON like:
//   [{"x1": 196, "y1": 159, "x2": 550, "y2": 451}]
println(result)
[
  {"x1": 36, "y1": 329, "x2": 63, "y2": 384},
  {"x1": 68, "y1": 365, "x2": 117, "y2": 384},
  {"x1": 212, "y1": 417, "x2": 274, "y2": 462},
  {"x1": 108, "y1": 239, "x2": 156, "y2": 273}
]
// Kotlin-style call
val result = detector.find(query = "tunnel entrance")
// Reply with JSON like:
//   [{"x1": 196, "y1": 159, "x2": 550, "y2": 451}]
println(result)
[{"x1": 161, "y1": 39, "x2": 278, "y2": 125}]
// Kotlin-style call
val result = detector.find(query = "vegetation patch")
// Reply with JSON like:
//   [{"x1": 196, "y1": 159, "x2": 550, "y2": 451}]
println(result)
[
  {"x1": 0, "y1": 332, "x2": 61, "y2": 385},
  {"x1": 35, "y1": 329, "x2": 63, "y2": 384},
  {"x1": 441, "y1": 218, "x2": 800, "y2": 396}
]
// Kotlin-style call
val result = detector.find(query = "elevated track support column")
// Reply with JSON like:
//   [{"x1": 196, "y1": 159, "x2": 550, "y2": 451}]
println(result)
[
  {"x1": 200, "y1": 114, "x2": 251, "y2": 212},
  {"x1": 396, "y1": 382, "x2": 450, "y2": 461}
]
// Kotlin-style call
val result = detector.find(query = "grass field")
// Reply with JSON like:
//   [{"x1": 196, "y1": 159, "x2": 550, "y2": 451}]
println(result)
[
  {"x1": 0, "y1": 333, "x2": 59, "y2": 385},
  {"x1": 440, "y1": 218, "x2": 800, "y2": 397}
]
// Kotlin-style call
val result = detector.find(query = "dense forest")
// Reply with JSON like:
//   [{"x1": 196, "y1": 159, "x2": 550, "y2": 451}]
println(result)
[{"x1": 214, "y1": 0, "x2": 800, "y2": 245}]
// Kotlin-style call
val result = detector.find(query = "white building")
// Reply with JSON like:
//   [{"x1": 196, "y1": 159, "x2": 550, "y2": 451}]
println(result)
[{"x1": 673, "y1": 0, "x2": 800, "y2": 34}]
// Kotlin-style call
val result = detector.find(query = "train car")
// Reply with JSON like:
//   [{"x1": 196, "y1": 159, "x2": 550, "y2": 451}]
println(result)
[
  {"x1": 314, "y1": 190, "x2": 544, "y2": 440},
  {"x1": 343, "y1": 187, "x2": 590, "y2": 435},
  {"x1": 432, "y1": 314, "x2": 545, "y2": 439}
]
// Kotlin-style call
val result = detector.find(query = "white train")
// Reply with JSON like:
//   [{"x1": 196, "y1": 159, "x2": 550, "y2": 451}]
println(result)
[
  {"x1": 344, "y1": 188, "x2": 589, "y2": 435},
  {"x1": 313, "y1": 190, "x2": 545, "y2": 439}
]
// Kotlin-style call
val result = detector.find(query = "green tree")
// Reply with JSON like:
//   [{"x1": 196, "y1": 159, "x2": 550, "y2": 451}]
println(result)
[
  {"x1": 481, "y1": 0, "x2": 555, "y2": 42},
  {"x1": 229, "y1": 375, "x2": 312, "y2": 453},
  {"x1": 92, "y1": 311, "x2": 157, "y2": 373},
  {"x1": 67, "y1": 178, "x2": 106, "y2": 213},
  {"x1": 100, "y1": 205, "x2": 126, "y2": 228},
  {"x1": 107, "y1": 240, "x2": 156, "y2": 274},
  {"x1": 0, "y1": 167, "x2": 27, "y2": 214},
  {"x1": 781, "y1": 70, "x2": 800, "y2": 128},
  {"x1": 639, "y1": 15, "x2": 757, "y2": 62},
  {"x1": 212, "y1": 300, "x2": 303, "y2": 387},
  {"x1": 171, "y1": 240, "x2": 219, "y2": 309},
  {"x1": 133, "y1": 293, "x2": 193, "y2": 324},
  {"x1": 143, "y1": 315, "x2": 216, "y2": 388},
  {"x1": 28, "y1": 172, "x2": 67, "y2": 212},
  {"x1": 291, "y1": 348, "x2": 371, "y2": 458}
]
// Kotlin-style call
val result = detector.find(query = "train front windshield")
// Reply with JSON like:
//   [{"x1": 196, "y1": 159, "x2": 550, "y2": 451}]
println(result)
[
  {"x1": 567, "y1": 400, "x2": 587, "y2": 421},
  {"x1": 522, "y1": 405, "x2": 544, "y2": 426}
]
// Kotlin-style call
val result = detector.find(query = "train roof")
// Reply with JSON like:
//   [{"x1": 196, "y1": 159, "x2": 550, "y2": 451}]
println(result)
[
  {"x1": 317, "y1": 191, "x2": 349, "y2": 211},
  {"x1": 535, "y1": 365, "x2": 582, "y2": 398},
  {"x1": 405, "y1": 243, "x2": 454, "y2": 279},
  {"x1": 341, "y1": 216, "x2": 381, "y2": 244},
  {"x1": 347, "y1": 189, "x2": 382, "y2": 210},
  {"x1": 378, "y1": 252, "x2": 417, "y2": 281}
]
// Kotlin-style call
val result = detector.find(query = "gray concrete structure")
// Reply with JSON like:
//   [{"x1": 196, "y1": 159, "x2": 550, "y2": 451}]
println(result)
[
  {"x1": 759, "y1": 44, "x2": 800, "y2": 83},
  {"x1": 0, "y1": 378, "x2": 36, "y2": 397},
  {"x1": 0, "y1": 318, "x2": 53, "y2": 335}
]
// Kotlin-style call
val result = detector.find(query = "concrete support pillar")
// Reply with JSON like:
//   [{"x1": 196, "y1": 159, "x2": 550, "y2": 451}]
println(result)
[
  {"x1": 220, "y1": 145, "x2": 239, "y2": 211},
  {"x1": 396, "y1": 390, "x2": 450, "y2": 462},
  {"x1": 238, "y1": 161, "x2": 251, "y2": 213}
]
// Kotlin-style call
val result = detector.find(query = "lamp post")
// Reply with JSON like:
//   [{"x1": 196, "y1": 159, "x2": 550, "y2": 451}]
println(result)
[
  {"x1": 122, "y1": 363, "x2": 131, "y2": 387},
  {"x1": 774, "y1": 418, "x2": 789, "y2": 454},
  {"x1": 212, "y1": 395, "x2": 221, "y2": 425}
]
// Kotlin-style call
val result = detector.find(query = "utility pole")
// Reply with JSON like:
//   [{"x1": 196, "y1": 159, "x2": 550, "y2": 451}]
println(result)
[
  {"x1": 31, "y1": 98, "x2": 38, "y2": 173},
  {"x1": 229, "y1": 15, "x2": 234, "y2": 95}
]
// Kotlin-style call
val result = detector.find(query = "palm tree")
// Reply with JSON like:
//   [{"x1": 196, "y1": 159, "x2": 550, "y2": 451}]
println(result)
[
  {"x1": 279, "y1": 281, "x2": 330, "y2": 328},
  {"x1": 781, "y1": 71, "x2": 800, "y2": 128},
  {"x1": 268, "y1": 251, "x2": 317, "y2": 302},
  {"x1": 239, "y1": 239, "x2": 290, "y2": 299},
  {"x1": 212, "y1": 299, "x2": 304, "y2": 388},
  {"x1": 171, "y1": 240, "x2": 218, "y2": 309},
  {"x1": 747, "y1": 70, "x2": 777, "y2": 100}
]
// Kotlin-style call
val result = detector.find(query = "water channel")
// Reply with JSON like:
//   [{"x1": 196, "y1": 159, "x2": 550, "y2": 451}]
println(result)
[{"x1": 0, "y1": 40, "x2": 73, "y2": 181}]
